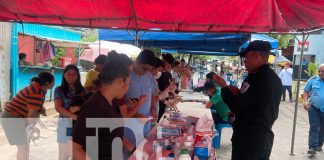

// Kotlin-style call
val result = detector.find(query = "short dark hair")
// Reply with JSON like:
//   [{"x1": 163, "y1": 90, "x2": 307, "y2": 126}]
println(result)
[
  {"x1": 162, "y1": 54, "x2": 176, "y2": 65},
  {"x1": 19, "y1": 53, "x2": 27, "y2": 60},
  {"x1": 204, "y1": 82, "x2": 215, "y2": 91},
  {"x1": 155, "y1": 57, "x2": 165, "y2": 68},
  {"x1": 107, "y1": 50, "x2": 119, "y2": 61},
  {"x1": 107, "y1": 50, "x2": 118, "y2": 54},
  {"x1": 180, "y1": 59, "x2": 186, "y2": 62},
  {"x1": 119, "y1": 54, "x2": 134, "y2": 68},
  {"x1": 98, "y1": 56, "x2": 131, "y2": 85},
  {"x1": 206, "y1": 72, "x2": 216, "y2": 80},
  {"x1": 30, "y1": 72, "x2": 54, "y2": 86},
  {"x1": 94, "y1": 54, "x2": 108, "y2": 65},
  {"x1": 174, "y1": 61, "x2": 180, "y2": 67},
  {"x1": 136, "y1": 49, "x2": 156, "y2": 66},
  {"x1": 109, "y1": 53, "x2": 133, "y2": 69}
]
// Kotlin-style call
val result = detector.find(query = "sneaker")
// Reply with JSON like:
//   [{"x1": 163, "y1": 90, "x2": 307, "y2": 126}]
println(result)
[
  {"x1": 290, "y1": 100, "x2": 294, "y2": 102},
  {"x1": 308, "y1": 148, "x2": 316, "y2": 155},
  {"x1": 316, "y1": 146, "x2": 322, "y2": 152},
  {"x1": 281, "y1": 99, "x2": 285, "y2": 101}
]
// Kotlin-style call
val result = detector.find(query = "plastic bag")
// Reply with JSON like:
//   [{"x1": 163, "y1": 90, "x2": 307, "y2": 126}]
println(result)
[{"x1": 195, "y1": 116, "x2": 213, "y2": 142}]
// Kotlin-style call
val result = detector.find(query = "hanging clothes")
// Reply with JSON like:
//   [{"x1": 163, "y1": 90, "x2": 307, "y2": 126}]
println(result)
[
  {"x1": 36, "y1": 41, "x2": 45, "y2": 63},
  {"x1": 43, "y1": 41, "x2": 55, "y2": 61},
  {"x1": 50, "y1": 42, "x2": 56, "y2": 56},
  {"x1": 35, "y1": 40, "x2": 42, "y2": 53}
]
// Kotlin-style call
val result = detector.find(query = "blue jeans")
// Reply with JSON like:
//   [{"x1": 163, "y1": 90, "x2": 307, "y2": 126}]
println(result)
[{"x1": 308, "y1": 106, "x2": 324, "y2": 149}]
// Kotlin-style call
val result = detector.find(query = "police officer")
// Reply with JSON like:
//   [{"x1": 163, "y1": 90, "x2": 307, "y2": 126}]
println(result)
[
  {"x1": 213, "y1": 40, "x2": 282, "y2": 160},
  {"x1": 303, "y1": 64, "x2": 324, "y2": 155}
]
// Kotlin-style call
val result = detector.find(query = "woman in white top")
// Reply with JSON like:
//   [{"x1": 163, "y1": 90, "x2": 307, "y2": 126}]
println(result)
[{"x1": 171, "y1": 61, "x2": 181, "y2": 89}]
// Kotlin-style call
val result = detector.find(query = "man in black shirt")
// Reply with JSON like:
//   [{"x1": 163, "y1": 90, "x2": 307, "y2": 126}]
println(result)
[
  {"x1": 213, "y1": 40, "x2": 282, "y2": 160},
  {"x1": 157, "y1": 54, "x2": 176, "y2": 121}
]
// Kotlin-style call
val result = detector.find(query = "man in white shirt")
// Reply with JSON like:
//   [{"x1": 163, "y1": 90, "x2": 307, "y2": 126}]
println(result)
[
  {"x1": 279, "y1": 63, "x2": 293, "y2": 102},
  {"x1": 219, "y1": 71, "x2": 227, "y2": 81},
  {"x1": 171, "y1": 61, "x2": 181, "y2": 90}
]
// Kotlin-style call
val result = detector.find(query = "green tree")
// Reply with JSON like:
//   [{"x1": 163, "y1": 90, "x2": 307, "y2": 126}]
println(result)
[
  {"x1": 72, "y1": 48, "x2": 85, "y2": 57},
  {"x1": 304, "y1": 62, "x2": 318, "y2": 77},
  {"x1": 214, "y1": 56, "x2": 226, "y2": 60},
  {"x1": 52, "y1": 48, "x2": 66, "y2": 66},
  {"x1": 146, "y1": 47, "x2": 161, "y2": 57},
  {"x1": 81, "y1": 35, "x2": 97, "y2": 42},
  {"x1": 81, "y1": 29, "x2": 98, "y2": 42},
  {"x1": 268, "y1": 34, "x2": 294, "y2": 49},
  {"x1": 192, "y1": 55, "x2": 215, "y2": 60}
]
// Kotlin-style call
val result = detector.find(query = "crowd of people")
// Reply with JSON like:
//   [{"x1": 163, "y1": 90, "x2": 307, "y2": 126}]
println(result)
[
  {"x1": 1, "y1": 40, "x2": 324, "y2": 160},
  {"x1": 0, "y1": 49, "x2": 195, "y2": 160}
]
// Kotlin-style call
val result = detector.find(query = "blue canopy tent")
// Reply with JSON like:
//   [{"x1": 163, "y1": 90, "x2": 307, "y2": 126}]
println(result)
[
  {"x1": 98, "y1": 29, "x2": 278, "y2": 56},
  {"x1": 160, "y1": 49, "x2": 238, "y2": 56}
]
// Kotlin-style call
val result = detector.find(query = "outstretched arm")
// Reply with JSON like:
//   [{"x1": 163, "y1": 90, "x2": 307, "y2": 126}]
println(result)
[{"x1": 212, "y1": 74, "x2": 240, "y2": 112}]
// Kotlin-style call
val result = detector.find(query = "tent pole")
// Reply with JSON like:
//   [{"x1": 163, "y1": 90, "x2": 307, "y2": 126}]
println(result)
[
  {"x1": 237, "y1": 56, "x2": 240, "y2": 85},
  {"x1": 77, "y1": 44, "x2": 81, "y2": 66},
  {"x1": 290, "y1": 33, "x2": 308, "y2": 155},
  {"x1": 135, "y1": 30, "x2": 139, "y2": 47},
  {"x1": 99, "y1": 39, "x2": 101, "y2": 55},
  {"x1": 188, "y1": 54, "x2": 192, "y2": 65}
]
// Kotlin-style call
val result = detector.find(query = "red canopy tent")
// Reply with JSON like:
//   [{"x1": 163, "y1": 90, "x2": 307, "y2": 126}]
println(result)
[
  {"x1": 1, "y1": 0, "x2": 324, "y2": 155},
  {"x1": 0, "y1": 0, "x2": 324, "y2": 33}
]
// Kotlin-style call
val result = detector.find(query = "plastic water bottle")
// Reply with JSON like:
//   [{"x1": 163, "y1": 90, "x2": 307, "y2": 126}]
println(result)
[
  {"x1": 188, "y1": 125, "x2": 194, "y2": 135},
  {"x1": 178, "y1": 149, "x2": 192, "y2": 160},
  {"x1": 174, "y1": 141, "x2": 181, "y2": 158},
  {"x1": 155, "y1": 145, "x2": 162, "y2": 160},
  {"x1": 186, "y1": 123, "x2": 195, "y2": 155},
  {"x1": 184, "y1": 138, "x2": 194, "y2": 156}
]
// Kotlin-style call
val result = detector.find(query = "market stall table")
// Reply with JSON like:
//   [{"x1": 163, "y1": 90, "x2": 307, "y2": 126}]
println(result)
[
  {"x1": 129, "y1": 101, "x2": 215, "y2": 159},
  {"x1": 178, "y1": 91, "x2": 209, "y2": 103}
]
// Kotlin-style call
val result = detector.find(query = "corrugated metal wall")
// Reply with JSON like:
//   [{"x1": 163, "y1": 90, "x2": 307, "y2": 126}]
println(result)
[
  {"x1": 17, "y1": 23, "x2": 81, "y2": 42},
  {"x1": 0, "y1": 22, "x2": 11, "y2": 107}
]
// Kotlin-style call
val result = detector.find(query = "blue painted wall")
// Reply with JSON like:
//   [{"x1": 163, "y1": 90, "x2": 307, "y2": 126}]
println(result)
[
  {"x1": 10, "y1": 24, "x2": 19, "y2": 98},
  {"x1": 11, "y1": 23, "x2": 82, "y2": 99},
  {"x1": 17, "y1": 67, "x2": 63, "y2": 100}
]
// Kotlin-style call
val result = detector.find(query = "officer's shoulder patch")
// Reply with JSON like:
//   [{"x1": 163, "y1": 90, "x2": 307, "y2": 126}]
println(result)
[{"x1": 240, "y1": 82, "x2": 250, "y2": 93}]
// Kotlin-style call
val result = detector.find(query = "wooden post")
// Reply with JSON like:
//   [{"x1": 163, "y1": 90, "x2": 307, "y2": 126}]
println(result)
[
  {"x1": 33, "y1": 37, "x2": 38, "y2": 65},
  {"x1": 49, "y1": 68, "x2": 55, "y2": 102}
]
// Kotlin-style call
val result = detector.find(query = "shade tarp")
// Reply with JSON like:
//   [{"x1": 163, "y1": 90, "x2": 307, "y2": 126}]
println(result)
[
  {"x1": 274, "y1": 54, "x2": 292, "y2": 65},
  {"x1": 81, "y1": 41, "x2": 141, "y2": 61},
  {"x1": 161, "y1": 49, "x2": 238, "y2": 56},
  {"x1": 99, "y1": 29, "x2": 278, "y2": 55},
  {"x1": 1, "y1": 0, "x2": 324, "y2": 33}
]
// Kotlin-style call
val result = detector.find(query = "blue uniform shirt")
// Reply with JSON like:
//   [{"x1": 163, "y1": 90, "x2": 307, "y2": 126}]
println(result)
[
  {"x1": 126, "y1": 71, "x2": 155, "y2": 116},
  {"x1": 124, "y1": 71, "x2": 155, "y2": 144},
  {"x1": 304, "y1": 76, "x2": 324, "y2": 112}
]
